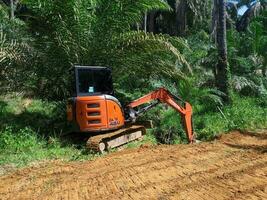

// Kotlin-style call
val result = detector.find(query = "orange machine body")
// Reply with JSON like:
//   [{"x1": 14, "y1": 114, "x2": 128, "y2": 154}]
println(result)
[{"x1": 67, "y1": 95, "x2": 125, "y2": 132}]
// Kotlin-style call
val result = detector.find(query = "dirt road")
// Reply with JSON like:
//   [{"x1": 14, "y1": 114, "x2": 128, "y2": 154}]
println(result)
[{"x1": 0, "y1": 130, "x2": 266, "y2": 200}]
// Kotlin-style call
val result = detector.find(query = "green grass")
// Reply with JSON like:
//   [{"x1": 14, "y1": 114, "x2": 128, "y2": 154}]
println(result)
[
  {"x1": 195, "y1": 95, "x2": 267, "y2": 140},
  {"x1": 125, "y1": 130, "x2": 158, "y2": 149},
  {"x1": 154, "y1": 94, "x2": 267, "y2": 142},
  {"x1": 0, "y1": 94, "x2": 97, "y2": 167},
  {"x1": 0, "y1": 126, "x2": 90, "y2": 167}
]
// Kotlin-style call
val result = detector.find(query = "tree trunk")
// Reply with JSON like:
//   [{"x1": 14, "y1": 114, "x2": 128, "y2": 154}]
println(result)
[
  {"x1": 236, "y1": 2, "x2": 261, "y2": 32},
  {"x1": 175, "y1": 0, "x2": 187, "y2": 36},
  {"x1": 147, "y1": 11, "x2": 156, "y2": 33},
  {"x1": 211, "y1": 0, "x2": 218, "y2": 43},
  {"x1": 10, "y1": 0, "x2": 15, "y2": 19},
  {"x1": 216, "y1": 0, "x2": 230, "y2": 103},
  {"x1": 144, "y1": 12, "x2": 147, "y2": 33},
  {"x1": 262, "y1": 61, "x2": 267, "y2": 77}
]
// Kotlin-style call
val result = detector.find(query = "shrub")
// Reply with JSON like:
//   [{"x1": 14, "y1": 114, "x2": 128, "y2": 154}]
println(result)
[{"x1": 154, "y1": 94, "x2": 267, "y2": 143}]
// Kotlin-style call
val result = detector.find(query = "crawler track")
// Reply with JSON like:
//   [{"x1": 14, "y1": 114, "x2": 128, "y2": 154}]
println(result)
[
  {"x1": 87, "y1": 125, "x2": 146, "y2": 152},
  {"x1": 0, "y1": 130, "x2": 266, "y2": 200}
]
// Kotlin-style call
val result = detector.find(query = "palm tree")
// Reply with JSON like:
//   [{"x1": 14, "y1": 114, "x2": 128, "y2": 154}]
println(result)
[
  {"x1": 175, "y1": 0, "x2": 187, "y2": 36},
  {"x1": 216, "y1": 0, "x2": 230, "y2": 103},
  {"x1": 145, "y1": 0, "x2": 211, "y2": 36}
]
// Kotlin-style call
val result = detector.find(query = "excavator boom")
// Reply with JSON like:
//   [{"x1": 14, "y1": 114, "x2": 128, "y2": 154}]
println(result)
[{"x1": 127, "y1": 88, "x2": 194, "y2": 143}]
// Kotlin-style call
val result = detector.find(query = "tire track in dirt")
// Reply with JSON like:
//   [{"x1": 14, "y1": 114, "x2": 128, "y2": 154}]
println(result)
[{"x1": 0, "y1": 130, "x2": 266, "y2": 200}]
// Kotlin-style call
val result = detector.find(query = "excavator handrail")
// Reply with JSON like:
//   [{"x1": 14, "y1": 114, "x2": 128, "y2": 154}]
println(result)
[{"x1": 127, "y1": 87, "x2": 194, "y2": 143}]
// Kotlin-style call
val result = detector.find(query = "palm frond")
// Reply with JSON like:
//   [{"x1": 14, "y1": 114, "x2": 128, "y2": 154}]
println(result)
[{"x1": 118, "y1": 31, "x2": 192, "y2": 73}]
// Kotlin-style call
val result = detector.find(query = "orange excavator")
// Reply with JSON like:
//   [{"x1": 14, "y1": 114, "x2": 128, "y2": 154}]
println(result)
[{"x1": 67, "y1": 66, "x2": 194, "y2": 152}]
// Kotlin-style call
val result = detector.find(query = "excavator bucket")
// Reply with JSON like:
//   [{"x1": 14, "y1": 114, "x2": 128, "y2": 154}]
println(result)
[{"x1": 181, "y1": 102, "x2": 194, "y2": 143}]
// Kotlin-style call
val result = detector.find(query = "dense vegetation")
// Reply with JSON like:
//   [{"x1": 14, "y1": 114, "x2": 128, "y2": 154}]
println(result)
[{"x1": 0, "y1": 0, "x2": 266, "y2": 167}]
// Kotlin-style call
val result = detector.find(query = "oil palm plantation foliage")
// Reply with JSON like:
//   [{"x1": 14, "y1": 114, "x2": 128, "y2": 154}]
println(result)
[{"x1": 0, "y1": 0, "x2": 267, "y2": 156}]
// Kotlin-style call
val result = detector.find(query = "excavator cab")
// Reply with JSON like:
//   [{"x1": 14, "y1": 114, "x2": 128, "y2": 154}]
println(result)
[
  {"x1": 67, "y1": 66, "x2": 125, "y2": 132},
  {"x1": 74, "y1": 66, "x2": 114, "y2": 96}
]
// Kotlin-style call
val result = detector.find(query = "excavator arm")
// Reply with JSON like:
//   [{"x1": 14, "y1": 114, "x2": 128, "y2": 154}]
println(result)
[{"x1": 127, "y1": 88, "x2": 194, "y2": 143}]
